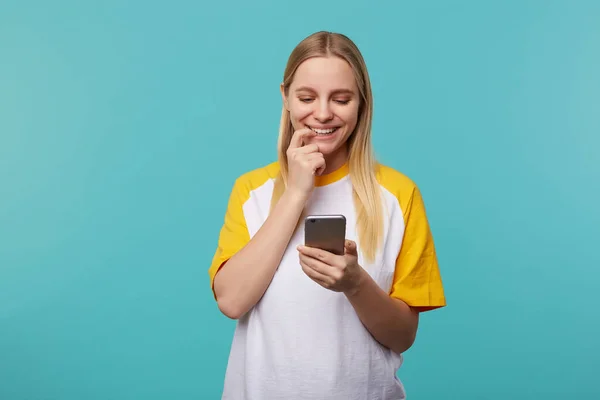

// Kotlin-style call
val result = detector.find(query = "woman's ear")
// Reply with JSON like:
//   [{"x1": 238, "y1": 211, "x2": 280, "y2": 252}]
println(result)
[{"x1": 280, "y1": 83, "x2": 289, "y2": 110}]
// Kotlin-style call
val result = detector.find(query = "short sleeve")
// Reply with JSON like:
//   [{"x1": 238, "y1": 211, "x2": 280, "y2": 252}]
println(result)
[
  {"x1": 389, "y1": 185, "x2": 446, "y2": 311},
  {"x1": 208, "y1": 178, "x2": 251, "y2": 298}
]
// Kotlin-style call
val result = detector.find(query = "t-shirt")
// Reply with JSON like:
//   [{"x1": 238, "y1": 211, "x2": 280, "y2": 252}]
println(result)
[{"x1": 208, "y1": 161, "x2": 446, "y2": 400}]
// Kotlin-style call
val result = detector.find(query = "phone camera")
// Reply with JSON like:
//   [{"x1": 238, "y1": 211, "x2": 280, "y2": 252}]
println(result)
[{"x1": 310, "y1": 219, "x2": 316, "y2": 223}]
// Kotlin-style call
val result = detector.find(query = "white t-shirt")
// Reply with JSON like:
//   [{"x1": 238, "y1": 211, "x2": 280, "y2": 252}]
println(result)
[{"x1": 209, "y1": 161, "x2": 446, "y2": 400}]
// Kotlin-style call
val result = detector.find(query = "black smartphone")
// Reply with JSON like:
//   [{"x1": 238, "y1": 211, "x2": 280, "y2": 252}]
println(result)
[{"x1": 304, "y1": 214, "x2": 347, "y2": 255}]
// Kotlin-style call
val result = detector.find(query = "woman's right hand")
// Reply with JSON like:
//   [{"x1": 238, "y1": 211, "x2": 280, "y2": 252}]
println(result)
[{"x1": 285, "y1": 128, "x2": 326, "y2": 199}]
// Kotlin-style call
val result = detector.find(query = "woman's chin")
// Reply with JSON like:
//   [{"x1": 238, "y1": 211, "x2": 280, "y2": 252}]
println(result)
[
  {"x1": 317, "y1": 143, "x2": 342, "y2": 159},
  {"x1": 313, "y1": 142, "x2": 335, "y2": 154}
]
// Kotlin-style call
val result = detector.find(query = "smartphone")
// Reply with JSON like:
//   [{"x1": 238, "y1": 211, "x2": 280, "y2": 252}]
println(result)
[{"x1": 304, "y1": 214, "x2": 347, "y2": 255}]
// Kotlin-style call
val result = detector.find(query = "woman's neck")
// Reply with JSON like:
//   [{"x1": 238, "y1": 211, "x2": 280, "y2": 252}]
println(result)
[{"x1": 322, "y1": 145, "x2": 349, "y2": 175}]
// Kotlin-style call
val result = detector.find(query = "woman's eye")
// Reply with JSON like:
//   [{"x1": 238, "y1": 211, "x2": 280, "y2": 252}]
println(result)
[{"x1": 298, "y1": 98, "x2": 349, "y2": 104}]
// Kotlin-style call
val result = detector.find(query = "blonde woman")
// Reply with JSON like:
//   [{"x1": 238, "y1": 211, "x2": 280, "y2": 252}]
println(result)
[{"x1": 208, "y1": 31, "x2": 446, "y2": 400}]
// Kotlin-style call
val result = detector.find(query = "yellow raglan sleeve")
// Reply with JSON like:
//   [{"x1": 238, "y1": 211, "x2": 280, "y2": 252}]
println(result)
[
  {"x1": 208, "y1": 177, "x2": 251, "y2": 298},
  {"x1": 389, "y1": 184, "x2": 446, "y2": 311}
]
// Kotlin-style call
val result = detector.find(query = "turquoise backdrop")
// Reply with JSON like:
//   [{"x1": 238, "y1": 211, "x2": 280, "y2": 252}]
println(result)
[{"x1": 1, "y1": 0, "x2": 599, "y2": 398}]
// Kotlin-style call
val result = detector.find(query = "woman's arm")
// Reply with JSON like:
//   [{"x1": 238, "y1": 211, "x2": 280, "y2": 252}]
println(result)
[
  {"x1": 345, "y1": 269, "x2": 419, "y2": 354},
  {"x1": 214, "y1": 189, "x2": 306, "y2": 319},
  {"x1": 214, "y1": 128, "x2": 324, "y2": 319}
]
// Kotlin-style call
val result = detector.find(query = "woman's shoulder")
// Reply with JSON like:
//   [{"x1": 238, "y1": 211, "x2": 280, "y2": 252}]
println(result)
[
  {"x1": 231, "y1": 161, "x2": 280, "y2": 190},
  {"x1": 374, "y1": 162, "x2": 434, "y2": 214},
  {"x1": 375, "y1": 162, "x2": 418, "y2": 197}
]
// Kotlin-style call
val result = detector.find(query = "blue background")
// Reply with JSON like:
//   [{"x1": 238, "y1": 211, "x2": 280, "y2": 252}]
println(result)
[{"x1": 1, "y1": 0, "x2": 599, "y2": 398}]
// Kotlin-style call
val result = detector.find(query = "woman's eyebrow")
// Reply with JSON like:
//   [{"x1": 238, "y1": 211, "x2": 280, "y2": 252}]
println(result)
[{"x1": 294, "y1": 86, "x2": 355, "y2": 95}]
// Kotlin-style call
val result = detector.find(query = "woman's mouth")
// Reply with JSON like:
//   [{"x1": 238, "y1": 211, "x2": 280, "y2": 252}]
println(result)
[{"x1": 308, "y1": 126, "x2": 339, "y2": 136}]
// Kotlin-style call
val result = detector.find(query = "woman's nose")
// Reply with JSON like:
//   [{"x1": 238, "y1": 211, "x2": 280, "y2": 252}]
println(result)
[{"x1": 313, "y1": 100, "x2": 333, "y2": 122}]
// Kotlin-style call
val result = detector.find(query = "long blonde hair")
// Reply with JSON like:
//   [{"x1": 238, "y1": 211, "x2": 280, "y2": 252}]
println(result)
[{"x1": 271, "y1": 31, "x2": 384, "y2": 262}]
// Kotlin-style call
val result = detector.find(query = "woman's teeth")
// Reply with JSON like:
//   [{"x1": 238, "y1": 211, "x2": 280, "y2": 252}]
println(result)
[{"x1": 310, "y1": 127, "x2": 338, "y2": 135}]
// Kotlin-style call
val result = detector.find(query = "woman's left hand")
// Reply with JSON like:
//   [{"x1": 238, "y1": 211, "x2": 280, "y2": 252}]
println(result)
[{"x1": 297, "y1": 240, "x2": 364, "y2": 295}]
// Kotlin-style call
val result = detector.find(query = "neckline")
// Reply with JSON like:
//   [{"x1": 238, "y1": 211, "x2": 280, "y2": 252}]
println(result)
[{"x1": 314, "y1": 162, "x2": 349, "y2": 187}]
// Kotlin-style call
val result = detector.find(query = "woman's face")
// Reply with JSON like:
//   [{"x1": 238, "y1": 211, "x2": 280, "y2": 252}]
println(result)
[{"x1": 282, "y1": 56, "x2": 360, "y2": 168}]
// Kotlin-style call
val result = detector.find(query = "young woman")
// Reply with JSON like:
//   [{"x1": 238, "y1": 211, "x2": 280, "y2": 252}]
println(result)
[{"x1": 208, "y1": 31, "x2": 446, "y2": 400}]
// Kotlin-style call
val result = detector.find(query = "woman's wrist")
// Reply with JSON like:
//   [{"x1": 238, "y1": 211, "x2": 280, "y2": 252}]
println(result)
[{"x1": 282, "y1": 187, "x2": 310, "y2": 206}]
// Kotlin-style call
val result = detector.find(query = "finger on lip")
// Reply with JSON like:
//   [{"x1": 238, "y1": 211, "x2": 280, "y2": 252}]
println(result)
[
  {"x1": 299, "y1": 128, "x2": 316, "y2": 146},
  {"x1": 289, "y1": 127, "x2": 316, "y2": 148}
]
